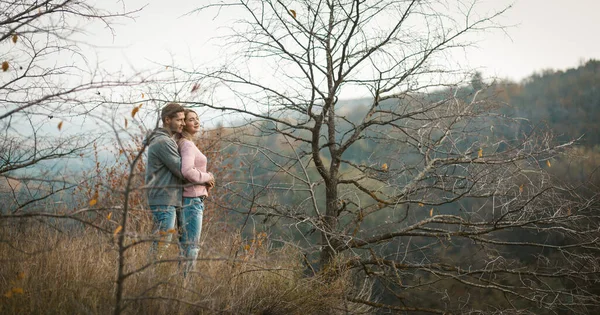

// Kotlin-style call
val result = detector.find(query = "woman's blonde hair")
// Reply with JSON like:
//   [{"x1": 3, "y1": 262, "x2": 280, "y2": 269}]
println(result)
[{"x1": 180, "y1": 109, "x2": 198, "y2": 141}]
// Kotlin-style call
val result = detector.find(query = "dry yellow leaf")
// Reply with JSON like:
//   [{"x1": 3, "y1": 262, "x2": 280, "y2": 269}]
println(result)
[
  {"x1": 113, "y1": 225, "x2": 122, "y2": 235},
  {"x1": 1, "y1": 61, "x2": 8, "y2": 72},
  {"x1": 429, "y1": 208, "x2": 433, "y2": 217},
  {"x1": 546, "y1": 160, "x2": 551, "y2": 168},
  {"x1": 167, "y1": 228, "x2": 177, "y2": 234},
  {"x1": 17, "y1": 272, "x2": 25, "y2": 280},
  {"x1": 12, "y1": 34, "x2": 18, "y2": 44},
  {"x1": 244, "y1": 244, "x2": 251, "y2": 251},
  {"x1": 57, "y1": 121, "x2": 63, "y2": 131},
  {"x1": 519, "y1": 184, "x2": 524, "y2": 193},
  {"x1": 290, "y1": 9, "x2": 297, "y2": 19},
  {"x1": 138, "y1": 103, "x2": 143, "y2": 108},
  {"x1": 418, "y1": 203, "x2": 424, "y2": 207},
  {"x1": 131, "y1": 106, "x2": 140, "y2": 118},
  {"x1": 141, "y1": 93, "x2": 145, "y2": 99},
  {"x1": 106, "y1": 212, "x2": 112, "y2": 220},
  {"x1": 11, "y1": 288, "x2": 23, "y2": 295},
  {"x1": 382, "y1": 163, "x2": 388, "y2": 171},
  {"x1": 478, "y1": 148, "x2": 483, "y2": 158},
  {"x1": 89, "y1": 199, "x2": 97, "y2": 206}
]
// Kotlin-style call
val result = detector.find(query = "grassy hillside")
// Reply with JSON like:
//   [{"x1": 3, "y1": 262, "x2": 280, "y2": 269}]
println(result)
[{"x1": 0, "y1": 218, "x2": 366, "y2": 314}]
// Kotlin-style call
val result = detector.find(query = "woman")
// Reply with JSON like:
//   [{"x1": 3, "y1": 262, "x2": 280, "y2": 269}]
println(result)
[{"x1": 177, "y1": 109, "x2": 215, "y2": 277}]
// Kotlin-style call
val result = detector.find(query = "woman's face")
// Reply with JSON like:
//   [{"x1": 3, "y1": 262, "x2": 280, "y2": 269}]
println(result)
[{"x1": 184, "y1": 112, "x2": 200, "y2": 134}]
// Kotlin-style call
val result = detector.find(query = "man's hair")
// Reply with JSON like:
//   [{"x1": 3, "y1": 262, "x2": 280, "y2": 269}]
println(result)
[{"x1": 161, "y1": 103, "x2": 185, "y2": 124}]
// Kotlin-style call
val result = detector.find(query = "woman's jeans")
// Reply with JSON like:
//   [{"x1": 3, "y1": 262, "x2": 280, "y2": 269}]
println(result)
[
  {"x1": 149, "y1": 198, "x2": 204, "y2": 277},
  {"x1": 179, "y1": 197, "x2": 204, "y2": 277}
]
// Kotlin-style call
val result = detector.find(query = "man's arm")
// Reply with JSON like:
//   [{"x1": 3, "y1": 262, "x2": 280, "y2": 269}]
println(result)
[{"x1": 155, "y1": 138, "x2": 185, "y2": 180}]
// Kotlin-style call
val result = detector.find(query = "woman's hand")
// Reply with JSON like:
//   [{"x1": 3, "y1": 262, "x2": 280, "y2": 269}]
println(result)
[{"x1": 206, "y1": 173, "x2": 216, "y2": 189}]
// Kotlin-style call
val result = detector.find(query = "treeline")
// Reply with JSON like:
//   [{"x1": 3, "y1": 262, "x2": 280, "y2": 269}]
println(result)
[{"x1": 492, "y1": 59, "x2": 600, "y2": 146}]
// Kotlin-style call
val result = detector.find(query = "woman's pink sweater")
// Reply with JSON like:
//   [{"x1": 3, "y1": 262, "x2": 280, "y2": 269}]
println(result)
[{"x1": 178, "y1": 139, "x2": 213, "y2": 198}]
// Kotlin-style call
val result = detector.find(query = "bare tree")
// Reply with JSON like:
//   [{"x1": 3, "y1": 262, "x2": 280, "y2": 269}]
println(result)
[
  {"x1": 0, "y1": 0, "x2": 143, "y2": 214},
  {"x1": 187, "y1": 0, "x2": 600, "y2": 313}
]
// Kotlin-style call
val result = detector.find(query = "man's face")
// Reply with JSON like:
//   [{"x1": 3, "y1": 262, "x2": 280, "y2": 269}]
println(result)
[{"x1": 165, "y1": 112, "x2": 185, "y2": 134}]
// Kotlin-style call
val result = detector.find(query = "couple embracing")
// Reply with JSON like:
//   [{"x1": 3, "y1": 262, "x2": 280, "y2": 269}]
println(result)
[{"x1": 144, "y1": 103, "x2": 215, "y2": 277}]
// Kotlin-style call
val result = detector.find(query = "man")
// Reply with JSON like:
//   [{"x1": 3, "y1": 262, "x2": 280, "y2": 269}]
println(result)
[{"x1": 145, "y1": 102, "x2": 186, "y2": 260}]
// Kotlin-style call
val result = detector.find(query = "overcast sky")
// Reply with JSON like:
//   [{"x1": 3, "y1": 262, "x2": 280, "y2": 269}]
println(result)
[
  {"x1": 8, "y1": 0, "x2": 598, "y2": 155},
  {"x1": 94, "y1": 0, "x2": 600, "y2": 85},
  {"x1": 467, "y1": 0, "x2": 600, "y2": 81}
]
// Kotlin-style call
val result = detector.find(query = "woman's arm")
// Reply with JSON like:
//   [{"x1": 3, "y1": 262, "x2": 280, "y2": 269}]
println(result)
[{"x1": 179, "y1": 140, "x2": 214, "y2": 184}]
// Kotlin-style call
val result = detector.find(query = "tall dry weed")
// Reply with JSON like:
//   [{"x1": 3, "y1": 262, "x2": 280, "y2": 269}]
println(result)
[{"x1": 1, "y1": 219, "x2": 364, "y2": 314}]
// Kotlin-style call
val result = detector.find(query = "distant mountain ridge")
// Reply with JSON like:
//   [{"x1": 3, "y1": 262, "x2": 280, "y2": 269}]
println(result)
[{"x1": 495, "y1": 59, "x2": 600, "y2": 145}]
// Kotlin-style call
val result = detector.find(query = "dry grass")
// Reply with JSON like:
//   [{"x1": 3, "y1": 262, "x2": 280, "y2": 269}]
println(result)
[{"x1": 0, "y1": 218, "x2": 361, "y2": 314}]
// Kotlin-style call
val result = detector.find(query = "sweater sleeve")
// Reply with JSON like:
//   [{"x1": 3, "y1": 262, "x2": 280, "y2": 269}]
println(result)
[
  {"x1": 156, "y1": 137, "x2": 185, "y2": 180},
  {"x1": 180, "y1": 140, "x2": 213, "y2": 184}
]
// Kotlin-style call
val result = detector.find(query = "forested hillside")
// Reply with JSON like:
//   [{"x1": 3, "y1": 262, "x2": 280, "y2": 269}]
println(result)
[{"x1": 494, "y1": 59, "x2": 600, "y2": 146}]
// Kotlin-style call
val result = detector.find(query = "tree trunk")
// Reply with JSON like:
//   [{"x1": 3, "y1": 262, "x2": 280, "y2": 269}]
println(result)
[{"x1": 320, "y1": 169, "x2": 339, "y2": 269}]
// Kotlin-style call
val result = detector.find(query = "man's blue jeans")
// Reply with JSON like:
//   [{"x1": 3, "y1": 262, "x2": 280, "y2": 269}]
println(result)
[
  {"x1": 179, "y1": 197, "x2": 204, "y2": 277},
  {"x1": 149, "y1": 205, "x2": 177, "y2": 262}
]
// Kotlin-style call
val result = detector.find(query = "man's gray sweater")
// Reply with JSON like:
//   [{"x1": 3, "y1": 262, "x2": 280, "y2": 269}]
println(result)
[{"x1": 145, "y1": 128, "x2": 184, "y2": 207}]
